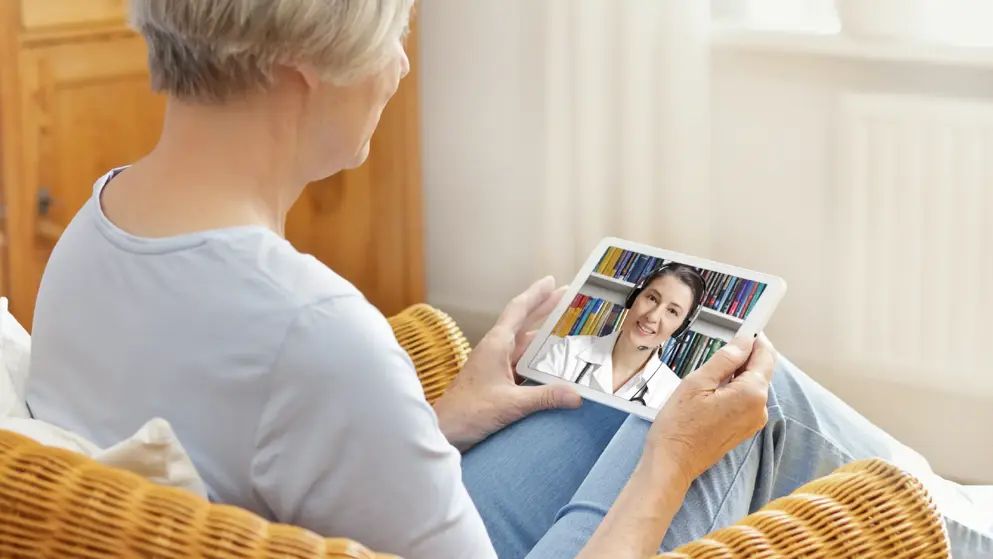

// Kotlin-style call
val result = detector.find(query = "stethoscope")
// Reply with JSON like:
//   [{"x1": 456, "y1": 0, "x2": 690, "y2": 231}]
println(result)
[{"x1": 573, "y1": 345, "x2": 665, "y2": 406}]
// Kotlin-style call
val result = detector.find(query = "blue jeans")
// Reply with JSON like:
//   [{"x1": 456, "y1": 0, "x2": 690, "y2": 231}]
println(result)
[{"x1": 462, "y1": 355, "x2": 993, "y2": 558}]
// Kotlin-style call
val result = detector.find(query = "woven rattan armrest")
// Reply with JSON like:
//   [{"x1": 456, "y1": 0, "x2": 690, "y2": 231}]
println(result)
[
  {"x1": 387, "y1": 303, "x2": 469, "y2": 404},
  {"x1": 655, "y1": 458, "x2": 950, "y2": 558}
]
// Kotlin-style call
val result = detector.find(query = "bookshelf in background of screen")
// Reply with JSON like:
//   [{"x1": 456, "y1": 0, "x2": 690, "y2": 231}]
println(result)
[{"x1": 548, "y1": 246, "x2": 769, "y2": 378}]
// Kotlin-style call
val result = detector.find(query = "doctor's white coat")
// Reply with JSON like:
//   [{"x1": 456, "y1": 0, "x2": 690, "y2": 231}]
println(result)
[{"x1": 532, "y1": 330, "x2": 680, "y2": 409}]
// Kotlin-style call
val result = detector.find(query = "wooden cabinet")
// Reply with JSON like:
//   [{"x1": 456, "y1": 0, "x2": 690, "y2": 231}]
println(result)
[
  {"x1": 10, "y1": 35, "x2": 167, "y2": 327},
  {"x1": 0, "y1": 3, "x2": 424, "y2": 328}
]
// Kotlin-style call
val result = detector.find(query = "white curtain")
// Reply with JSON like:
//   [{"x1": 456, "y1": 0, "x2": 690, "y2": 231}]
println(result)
[{"x1": 534, "y1": 0, "x2": 712, "y2": 282}]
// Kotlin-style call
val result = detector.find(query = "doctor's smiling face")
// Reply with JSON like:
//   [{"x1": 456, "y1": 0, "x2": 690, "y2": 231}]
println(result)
[{"x1": 620, "y1": 272, "x2": 700, "y2": 350}]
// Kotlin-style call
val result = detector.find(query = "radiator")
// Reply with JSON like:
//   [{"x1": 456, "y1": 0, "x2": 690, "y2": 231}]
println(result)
[{"x1": 833, "y1": 93, "x2": 993, "y2": 395}]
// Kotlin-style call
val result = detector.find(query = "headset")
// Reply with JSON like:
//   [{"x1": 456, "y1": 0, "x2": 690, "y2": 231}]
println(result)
[
  {"x1": 573, "y1": 262, "x2": 707, "y2": 405},
  {"x1": 624, "y1": 261, "x2": 706, "y2": 341}
]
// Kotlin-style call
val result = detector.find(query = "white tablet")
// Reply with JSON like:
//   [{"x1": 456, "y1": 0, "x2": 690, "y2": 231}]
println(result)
[{"x1": 516, "y1": 237, "x2": 787, "y2": 421}]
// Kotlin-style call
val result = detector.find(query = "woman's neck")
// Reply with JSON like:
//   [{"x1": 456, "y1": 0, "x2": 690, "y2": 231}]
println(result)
[
  {"x1": 611, "y1": 334, "x2": 655, "y2": 391},
  {"x1": 101, "y1": 97, "x2": 309, "y2": 239}
]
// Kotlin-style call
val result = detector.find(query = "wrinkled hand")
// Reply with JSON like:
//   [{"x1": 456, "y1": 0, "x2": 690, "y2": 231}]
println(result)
[
  {"x1": 645, "y1": 333, "x2": 777, "y2": 488},
  {"x1": 433, "y1": 276, "x2": 583, "y2": 452}
]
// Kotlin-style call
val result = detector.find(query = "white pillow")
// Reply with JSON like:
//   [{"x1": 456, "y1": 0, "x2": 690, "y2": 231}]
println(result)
[
  {"x1": 0, "y1": 416, "x2": 208, "y2": 499},
  {"x1": 0, "y1": 297, "x2": 209, "y2": 500},
  {"x1": 0, "y1": 297, "x2": 31, "y2": 419}
]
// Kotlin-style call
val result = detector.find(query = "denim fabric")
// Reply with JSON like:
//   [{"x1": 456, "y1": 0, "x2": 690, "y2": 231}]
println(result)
[{"x1": 462, "y1": 355, "x2": 993, "y2": 559}]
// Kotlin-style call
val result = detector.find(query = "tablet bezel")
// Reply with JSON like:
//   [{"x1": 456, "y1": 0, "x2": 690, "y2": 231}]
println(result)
[{"x1": 515, "y1": 236, "x2": 787, "y2": 421}]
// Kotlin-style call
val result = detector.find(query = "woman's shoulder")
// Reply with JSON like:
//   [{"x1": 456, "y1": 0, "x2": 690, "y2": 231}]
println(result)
[{"x1": 213, "y1": 230, "x2": 361, "y2": 305}]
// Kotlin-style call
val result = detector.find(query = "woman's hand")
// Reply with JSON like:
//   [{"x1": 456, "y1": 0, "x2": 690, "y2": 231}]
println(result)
[
  {"x1": 644, "y1": 333, "x2": 777, "y2": 488},
  {"x1": 576, "y1": 336, "x2": 777, "y2": 559},
  {"x1": 577, "y1": 333, "x2": 776, "y2": 559},
  {"x1": 433, "y1": 276, "x2": 583, "y2": 452}
]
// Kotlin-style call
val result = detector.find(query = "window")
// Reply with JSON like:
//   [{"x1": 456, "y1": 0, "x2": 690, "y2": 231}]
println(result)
[{"x1": 712, "y1": 0, "x2": 993, "y2": 47}]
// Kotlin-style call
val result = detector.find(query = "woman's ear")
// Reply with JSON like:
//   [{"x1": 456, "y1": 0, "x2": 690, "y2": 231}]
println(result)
[
  {"x1": 273, "y1": 64, "x2": 322, "y2": 98},
  {"x1": 295, "y1": 65, "x2": 322, "y2": 91}
]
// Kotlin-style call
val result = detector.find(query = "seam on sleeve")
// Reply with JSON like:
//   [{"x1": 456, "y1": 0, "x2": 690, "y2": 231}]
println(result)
[{"x1": 248, "y1": 294, "x2": 355, "y2": 512}]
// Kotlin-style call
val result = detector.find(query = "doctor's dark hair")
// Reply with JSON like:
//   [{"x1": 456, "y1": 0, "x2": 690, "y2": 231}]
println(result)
[{"x1": 624, "y1": 262, "x2": 707, "y2": 338}]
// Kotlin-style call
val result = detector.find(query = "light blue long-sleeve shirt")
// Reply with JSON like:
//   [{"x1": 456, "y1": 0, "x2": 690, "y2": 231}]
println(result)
[{"x1": 26, "y1": 169, "x2": 495, "y2": 559}]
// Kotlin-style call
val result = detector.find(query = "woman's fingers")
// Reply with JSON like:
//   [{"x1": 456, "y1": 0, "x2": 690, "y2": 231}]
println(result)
[
  {"x1": 690, "y1": 334, "x2": 755, "y2": 386},
  {"x1": 746, "y1": 333, "x2": 777, "y2": 383},
  {"x1": 513, "y1": 285, "x2": 566, "y2": 346},
  {"x1": 493, "y1": 276, "x2": 557, "y2": 338},
  {"x1": 723, "y1": 335, "x2": 776, "y2": 420},
  {"x1": 525, "y1": 285, "x2": 567, "y2": 329},
  {"x1": 511, "y1": 330, "x2": 538, "y2": 365},
  {"x1": 729, "y1": 334, "x2": 776, "y2": 390}
]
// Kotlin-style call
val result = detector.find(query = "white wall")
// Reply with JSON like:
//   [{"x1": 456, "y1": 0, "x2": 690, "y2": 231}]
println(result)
[
  {"x1": 710, "y1": 49, "x2": 993, "y2": 484},
  {"x1": 418, "y1": 4, "x2": 993, "y2": 483},
  {"x1": 419, "y1": 0, "x2": 547, "y2": 325}
]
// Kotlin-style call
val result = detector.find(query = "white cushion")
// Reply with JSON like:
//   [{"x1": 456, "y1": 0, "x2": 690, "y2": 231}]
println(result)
[
  {"x1": 0, "y1": 297, "x2": 208, "y2": 499},
  {"x1": 915, "y1": 473, "x2": 993, "y2": 536},
  {"x1": 969, "y1": 485, "x2": 993, "y2": 533},
  {"x1": 0, "y1": 298, "x2": 30, "y2": 419},
  {"x1": 0, "y1": 416, "x2": 208, "y2": 499}
]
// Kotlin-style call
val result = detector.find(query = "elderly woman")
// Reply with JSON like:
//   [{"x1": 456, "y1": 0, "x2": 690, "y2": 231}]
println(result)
[{"x1": 24, "y1": 1, "x2": 991, "y2": 559}]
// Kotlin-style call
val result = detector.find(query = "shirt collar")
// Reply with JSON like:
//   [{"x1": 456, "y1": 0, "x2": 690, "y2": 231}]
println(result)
[
  {"x1": 576, "y1": 330, "x2": 619, "y2": 366},
  {"x1": 618, "y1": 348, "x2": 671, "y2": 395},
  {"x1": 577, "y1": 330, "x2": 670, "y2": 393}
]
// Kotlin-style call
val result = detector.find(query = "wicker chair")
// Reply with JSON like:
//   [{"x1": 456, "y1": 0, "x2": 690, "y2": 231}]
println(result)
[{"x1": 0, "y1": 304, "x2": 950, "y2": 559}]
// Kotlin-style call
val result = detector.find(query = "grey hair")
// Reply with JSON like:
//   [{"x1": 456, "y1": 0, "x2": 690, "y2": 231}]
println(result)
[{"x1": 129, "y1": 0, "x2": 413, "y2": 103}]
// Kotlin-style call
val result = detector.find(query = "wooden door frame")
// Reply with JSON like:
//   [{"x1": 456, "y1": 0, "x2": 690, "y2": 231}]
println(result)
[
  {"x1": 399, "y1": 22, "x2": 426, "y2": 309},
  {"x1": 0, "y1": 2, "x2": 31, "y2": 322}
]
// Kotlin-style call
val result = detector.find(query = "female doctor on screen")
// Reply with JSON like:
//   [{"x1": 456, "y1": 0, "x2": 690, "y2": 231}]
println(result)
[{"x1": 533, "y1": 263, "x2": 706, "y2": 409}]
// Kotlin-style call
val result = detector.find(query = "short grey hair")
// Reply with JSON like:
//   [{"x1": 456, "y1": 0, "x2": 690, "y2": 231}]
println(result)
[{"x1": 129, "y1": 0, "x2": 413, "y2": 103}]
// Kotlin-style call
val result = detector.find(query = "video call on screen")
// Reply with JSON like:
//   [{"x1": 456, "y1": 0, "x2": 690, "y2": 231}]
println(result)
[{"x1": 528, "y1": 246, "x2": 768, "y2": 407}]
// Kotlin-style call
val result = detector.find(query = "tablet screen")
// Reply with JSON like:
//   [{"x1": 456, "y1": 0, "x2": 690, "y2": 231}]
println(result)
[{"x1": 527, "y1": 244, "x2": 770, "y2": 410}]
